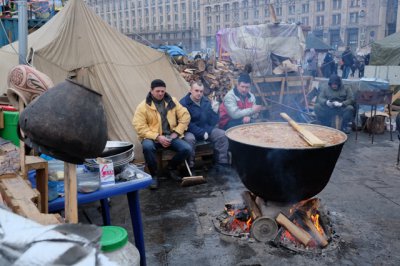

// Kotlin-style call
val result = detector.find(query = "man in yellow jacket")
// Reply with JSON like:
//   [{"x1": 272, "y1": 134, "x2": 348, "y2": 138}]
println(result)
[{"x1": 133, "y1": 79, "x2": 191, "y2": 189}]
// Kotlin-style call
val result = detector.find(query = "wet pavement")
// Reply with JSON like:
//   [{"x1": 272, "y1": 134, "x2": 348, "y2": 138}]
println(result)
[{"x1": 78, "y1": 129, "x2": 400, "y2": 265}]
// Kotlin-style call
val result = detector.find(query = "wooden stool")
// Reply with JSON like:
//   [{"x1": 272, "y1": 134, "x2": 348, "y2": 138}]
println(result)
[
  {"x1": 332, "y1": 115, "x2": 342, "y2": 130},
  {"x1": 24, "y1": 156, "x2": 48, "y2": 213}
]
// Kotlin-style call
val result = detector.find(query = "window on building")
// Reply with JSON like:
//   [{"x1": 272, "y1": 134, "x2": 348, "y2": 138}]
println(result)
[
  {"x1": 332, "y1": 14, "x2": 341, "y2": 25},
  {"x1": 205, "y1": 6, "x2": 211, "y2": 14},
  {"x1": 216, "y1": 15, "x2": 220, "y2": 23},
  {"x1": 159, "y1": 16, "x2": 163, "y2": 22},
  {"x1": 166, "y1": 5, "x2": 170, "y2": 13},
  {"x1": 175, "y1": 24, "x2": 179, "y2": 29},
  {"x1": 350, "y1": 0, "x2": 360, "y2": 7},
  {"x1": 175, "y1": 14, "x2": 178, "y2": 21},
  {"x1": 225, "y1": 14, "x2": 230, "y2": 21},
  {"x1": 182, "y1": 13, "x2": 186, "y2": 22},
  {"x1": 302, "y1": 3, "x2": 309, "y2": 13},
  {"x1": 264, "y1": 8, "x2": 269, "y2": 17},
  {"x1": 233, "y1": 2, "x2": 239, "y2": 10},
  {"x1": 175, "y1": 4, "x2": 179, "y2": 12},
  {"x1": 207, "y1": 26, "x2": 212, "y2": 34},
  {"x1": 254, "y1": 9, "x2": 259, "y2": 18},
  {"x1": 167, "y1": 15, "x2": 171, "y2": 21},
  {"x1": 316, "y1": 15, "x2": 324, "y2": 26},
  {"x1": 181, "y1": 3, "x2": 186, "y2": 12},
  {"x1": 347, "y1": 28, "x2": 359, "y2": 48},
  {"x1": 317, "y1": 1, "x2": 325, "y2": 12},
  {"x1": 349, "y1": 12, "x2": 359, "y2": 23},
  {"x1": 288, "y1": 4, "x2": 295, "y2": 15},
  {"x1": 253, "y1": 0, "x2": 259, "y2": 7},
  {"x1": 276, "y1": 7, "x2": 282, "y2": 16},
  {"x1": 182, "y1": 32, "x2": 185, "y2": 38},
  {"x1": 224, "y1": 4, "x2": 229, "y2": 12},
  {"x1": 301, "y1": 17, "x2": 309, "y2": 25},
  {"x1": 215, "y1": 5, "x2": 220, "y2": 12},
  {"x1": 333, "y1": 0, "x2": 342, "y2": 10},
  {"x1": 244, "y1": 11, "x2": 248, "y2": 19},
  {"x1": 207, "y1": 16, "x2": 212, "y2": 23},
  {"x1": 242, "y1": 0, "x2": 248, "y2": 8}
]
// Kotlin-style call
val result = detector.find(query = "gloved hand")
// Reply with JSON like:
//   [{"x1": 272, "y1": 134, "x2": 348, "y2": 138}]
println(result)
[
  {"x1": 333, "y1": 101, "x2": 343, "y2": 107},
  {"x1": 204, "y1": 132, "x2": 209, "y2": 140},
  {"x1": 326, "y1": 100, "x2": 334, "y2": 107}
]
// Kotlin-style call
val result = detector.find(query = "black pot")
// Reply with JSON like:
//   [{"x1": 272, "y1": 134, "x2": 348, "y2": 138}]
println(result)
[
  {"x1": 226, "y1": 123, "x2": 347, "y2": 203},
  {"x1": 19, "y1": 79, "x2": 108, "y2": 164}
]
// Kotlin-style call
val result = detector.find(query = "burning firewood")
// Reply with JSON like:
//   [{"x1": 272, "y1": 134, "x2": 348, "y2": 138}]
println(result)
[{"x1": 276, "y1": 212, "x2": 312, "y2": 246}]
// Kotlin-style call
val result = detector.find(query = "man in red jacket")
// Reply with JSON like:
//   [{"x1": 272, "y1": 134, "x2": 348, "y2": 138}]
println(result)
[{"x1": 219, "y1": 73, "x2": 265, "y2": 130}]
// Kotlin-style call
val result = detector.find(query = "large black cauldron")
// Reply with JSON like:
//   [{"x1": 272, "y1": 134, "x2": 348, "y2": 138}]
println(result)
[
  {"x1": 226, "y1": 123, "x2": 347, "y2": 203},
  {"x1": 19, "y1": 79, "x2": 108, "y2": 164}
]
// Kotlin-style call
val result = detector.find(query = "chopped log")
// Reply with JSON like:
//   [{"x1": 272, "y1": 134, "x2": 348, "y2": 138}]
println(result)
[
  {"x1": 276, "y1": 212, "x2": 312, "y2": 246},
  {"x1": 241, "y1": 191, "x2": 262, "y2": 220},
  {"x1": 0, "y1": 142, "x2": 20, "y2": 177},
  {"x1": 172, "y1": 55, "x2": 189, "y2": 65},
  {"x1": 300, "y1": 212, "x2": 328, "y2": 248},
  {"x1": 192, "y1": 59, "x2": 206, "y2": 72}
]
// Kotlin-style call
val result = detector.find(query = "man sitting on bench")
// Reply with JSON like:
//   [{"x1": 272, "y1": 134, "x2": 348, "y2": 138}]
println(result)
[
  {"x1": 132, "y1": 79, "x2": 192, "y2": 189},
  {"x1": 180, "y1": 80, "x2": 230, "y2": 172}
]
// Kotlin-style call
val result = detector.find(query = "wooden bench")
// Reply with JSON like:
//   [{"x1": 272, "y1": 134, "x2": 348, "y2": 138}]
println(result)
[{"x1": 156, "y1": 140, "x2": 214, "y2": 171}]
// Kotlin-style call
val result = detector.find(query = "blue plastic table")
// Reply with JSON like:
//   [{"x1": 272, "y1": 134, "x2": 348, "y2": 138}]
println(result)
[{"x1": 48, "y1": 172, "x2": 152, "y2": 266}]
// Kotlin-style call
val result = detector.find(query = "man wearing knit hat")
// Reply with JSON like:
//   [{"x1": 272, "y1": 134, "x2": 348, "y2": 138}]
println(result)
[
  {"x1": 218, "y1": 73, "x2": 265, "y2": 130},
  {"x1": 133, "y1": 79, "x2": 192, "y2": 189}
]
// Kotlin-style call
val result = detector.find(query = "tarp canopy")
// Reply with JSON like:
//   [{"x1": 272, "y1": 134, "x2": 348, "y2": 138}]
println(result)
[
  {"x1": 0, "y1": 0, "x2": 189, "y2": 160},
  {"x1": 216, "y1": 23, "x2": 305, "y2": 77},
  {"x1": 305, "y1": 33, "x2": 331, "y2": 51},
  {"x1": 370, "y1": 32, "x2": 400, "y2": 66}
]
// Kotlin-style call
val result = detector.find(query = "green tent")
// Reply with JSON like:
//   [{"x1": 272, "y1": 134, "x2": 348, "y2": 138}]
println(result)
[
  {"x1": 370, "y1": 32, "x2": 400, "y2": 65},
  {"x1": 305, "y1": 33, "x2": 331, "y2": 52}
]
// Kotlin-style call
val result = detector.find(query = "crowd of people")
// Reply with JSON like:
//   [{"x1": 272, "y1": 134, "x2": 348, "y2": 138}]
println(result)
[
  {"x1": 307, "y1": 47, "x2": 370, "y2": 79},
  {"x1": 132, "y1": 73, "x2": 265, "y2": 189}
]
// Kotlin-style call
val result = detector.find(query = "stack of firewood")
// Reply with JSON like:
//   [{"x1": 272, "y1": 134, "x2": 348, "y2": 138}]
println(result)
[{"x1": 176, "y1": 59, "x2": 246, "y2": 99}]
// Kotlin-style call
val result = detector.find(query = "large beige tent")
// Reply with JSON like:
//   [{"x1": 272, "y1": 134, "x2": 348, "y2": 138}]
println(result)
[{"x1": 0, "y1": 0, "x2": 189, "y2": 160}]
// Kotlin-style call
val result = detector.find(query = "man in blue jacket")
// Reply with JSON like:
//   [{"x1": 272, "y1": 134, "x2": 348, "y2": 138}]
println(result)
[{"x1": 180, "y1": 80, "x2": 229, "y2": 171}]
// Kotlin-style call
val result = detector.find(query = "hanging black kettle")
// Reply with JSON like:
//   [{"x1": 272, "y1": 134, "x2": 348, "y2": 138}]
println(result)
[{"x1": 19, "y1": 79, "x2": 108, "y2": 164}]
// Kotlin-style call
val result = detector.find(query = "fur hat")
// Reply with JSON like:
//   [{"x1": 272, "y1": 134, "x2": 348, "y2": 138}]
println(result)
[{"x1": 238, "y1": 73, "x2": 251, "y2": 84}]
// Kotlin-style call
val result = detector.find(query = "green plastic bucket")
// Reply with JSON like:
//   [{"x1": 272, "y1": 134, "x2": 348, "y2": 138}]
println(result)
[{"x1": 0, "y1": 111, "x2": 19, "y2": 146}]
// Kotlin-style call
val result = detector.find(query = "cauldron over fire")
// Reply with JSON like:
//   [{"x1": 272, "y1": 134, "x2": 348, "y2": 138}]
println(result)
[{"x1": 226, "y1": 122, "x2": 347, "y2": 203}]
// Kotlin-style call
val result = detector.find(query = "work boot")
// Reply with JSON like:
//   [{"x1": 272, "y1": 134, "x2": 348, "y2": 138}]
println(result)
[
  {"x1": 168, "y1": 168, "x2": 182, "y2": 182},
  {"x1": 149, "y1": 176, "x2": 159, "y2": 190}
]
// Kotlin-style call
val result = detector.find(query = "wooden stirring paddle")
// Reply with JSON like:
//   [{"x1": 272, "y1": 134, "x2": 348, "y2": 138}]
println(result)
[{"x1": 280, "y1": 112, "x2": 326, "y2": 147}]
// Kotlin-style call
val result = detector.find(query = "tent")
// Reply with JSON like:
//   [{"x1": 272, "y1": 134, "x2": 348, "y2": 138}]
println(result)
[
  {"x1": 0, "y1": 0, "x2": 189, "y2": 160},
  {"x1": 370, "y1": 32, "x2": 400, "y2": 65},
  {"x1": 216, "y1": 23, "x2": 305, "y2": 77},
  {"x1": 305, "y1": 33, "x2": 331, "y2": 51}
]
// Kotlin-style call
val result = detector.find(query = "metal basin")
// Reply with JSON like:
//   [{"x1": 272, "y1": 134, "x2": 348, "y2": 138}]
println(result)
[{"x1": 226, "y1": 122, "x2": 347, "y2": 203}]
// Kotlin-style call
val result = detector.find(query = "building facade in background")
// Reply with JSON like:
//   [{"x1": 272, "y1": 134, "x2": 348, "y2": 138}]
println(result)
[{"x1": 86, "y1": 0, "x2": 398, "y2": 52}]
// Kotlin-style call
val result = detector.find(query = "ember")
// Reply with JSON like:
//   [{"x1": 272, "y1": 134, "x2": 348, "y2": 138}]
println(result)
[{"x1": 219, "y1": 203, "x2": 253, "y2": 235}]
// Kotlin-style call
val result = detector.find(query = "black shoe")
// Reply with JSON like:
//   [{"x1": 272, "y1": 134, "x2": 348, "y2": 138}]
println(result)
[
  {"x1": 168, "y1": 169, "x2": 182, "y2": 182},
  {"x1": 149, "y1": 177, "x2": 159, "y2": 190}
]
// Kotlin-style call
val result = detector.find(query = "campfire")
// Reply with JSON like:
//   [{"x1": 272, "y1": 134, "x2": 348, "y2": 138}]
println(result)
[{"x1": 214, "y1": 191, "x2": 337, "y2": 252}]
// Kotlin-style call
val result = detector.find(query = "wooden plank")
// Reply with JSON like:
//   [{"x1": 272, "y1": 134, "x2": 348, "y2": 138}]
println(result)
[
  {"x1": 19, "y1": 99, "x2": 26, "y2": 177},
  {"x1": 64, "y1": 162, "x2": 78, "y2": 223},
  {"x1": 280, "y1": 113, "x2": 326, "y2": 147}
]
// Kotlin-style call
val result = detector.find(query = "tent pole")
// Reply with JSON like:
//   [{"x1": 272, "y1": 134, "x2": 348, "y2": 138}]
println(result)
[{"x1": 18, "y1": 0, "x2": 28, "y2": 64}]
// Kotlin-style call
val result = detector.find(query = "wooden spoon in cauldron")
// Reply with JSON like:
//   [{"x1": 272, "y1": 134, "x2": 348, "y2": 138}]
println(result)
[{"x1": 280, "y1": 113, "x2": 326, "y2": 148}]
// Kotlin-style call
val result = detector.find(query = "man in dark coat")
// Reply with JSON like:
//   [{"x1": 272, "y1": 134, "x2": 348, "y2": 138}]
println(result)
[
  {"x1": 341, "y1": 46, "x2": 354, "y2": 79},
  {"x1": 180, "y1": 80, "x2": 229, "y2": 170},
  {"x1": 322, "y1": 50, "x2": 335, "y2": 78},
  {"x1": 314, "y1": 75, "x2": 355, "y2": 134}
]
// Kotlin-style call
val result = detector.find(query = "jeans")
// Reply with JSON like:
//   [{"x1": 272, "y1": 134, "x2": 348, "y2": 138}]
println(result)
[
  {"x1": 314, "y1": 103, "x2": 355, "y2": 128},
  {"x1": 342, "y1": 65, "x2": 351, "y2": 79},
  {"x1": 184, "y1": 129, "x2": 229, "y2": 167},
  {"x1": 142, "y1": 138, "x2": 191, "y2": 175}
]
